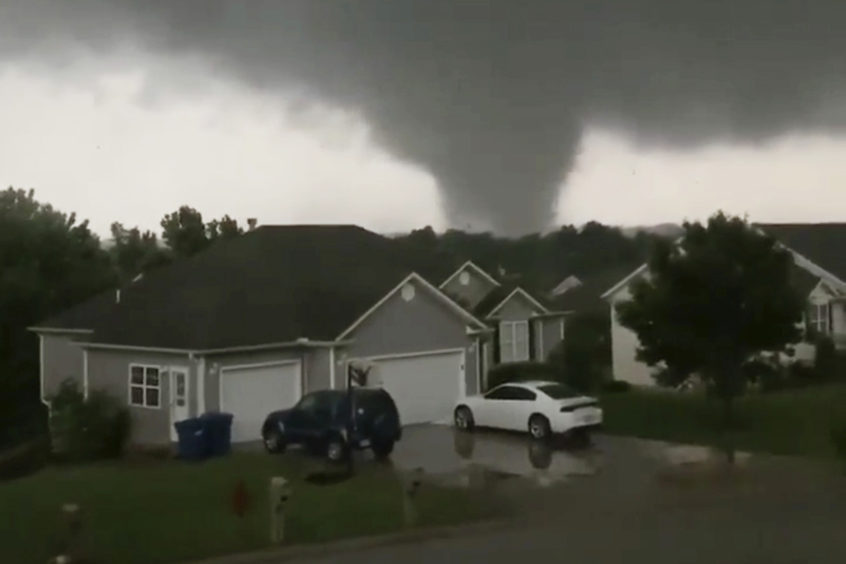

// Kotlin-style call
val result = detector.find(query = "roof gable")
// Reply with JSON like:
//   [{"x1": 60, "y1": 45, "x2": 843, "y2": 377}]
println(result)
[
  {"x1": 756, "y1": 223, "x2": 846, "y2": 286},
  {"x1": 439, "y1": 260, "x2": 501, "y2": 290}
]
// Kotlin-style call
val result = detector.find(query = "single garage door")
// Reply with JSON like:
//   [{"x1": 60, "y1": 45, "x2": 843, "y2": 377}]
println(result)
[
  {"x1": 220, "y1": 361, "x2": 301, "y2": 442},
  {"x1": 367, "y1": 350, "x2": 465, "y2": 425}
]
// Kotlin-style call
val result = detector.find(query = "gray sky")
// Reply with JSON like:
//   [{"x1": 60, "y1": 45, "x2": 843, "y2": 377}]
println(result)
[{"x1": 3, "y1": 1, "x2": 846, "y2": 237}]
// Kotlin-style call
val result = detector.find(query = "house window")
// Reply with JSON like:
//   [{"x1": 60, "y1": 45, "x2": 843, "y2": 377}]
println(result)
[
  {"x1": 129, "y1": 364, "x2": 161, "y2": 408},
  {"x1": 500, "y1": 321, "x2": 529, "y2": 362},
  {"x1": 808, "y1": 303, "x2": 830, "y2": 334}
]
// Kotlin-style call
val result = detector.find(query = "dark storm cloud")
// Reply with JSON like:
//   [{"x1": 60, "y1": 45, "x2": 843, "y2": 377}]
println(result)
[{"x1": 3, "y1": 0, "x2": 846, "y2": 234}]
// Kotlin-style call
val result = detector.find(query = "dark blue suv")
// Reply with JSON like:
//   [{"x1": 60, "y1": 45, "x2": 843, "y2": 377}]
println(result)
[{"x1": 261, "y1": 388, "x2": 402, "y2": 462}]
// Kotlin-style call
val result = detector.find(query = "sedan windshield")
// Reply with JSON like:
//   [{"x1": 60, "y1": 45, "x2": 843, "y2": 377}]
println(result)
[{"x1": 537, "y1": 384, "x2": 579, "y2": 399}]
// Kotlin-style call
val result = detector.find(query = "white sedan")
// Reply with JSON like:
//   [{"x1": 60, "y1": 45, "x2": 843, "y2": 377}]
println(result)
[{"x1": 453, "y1": 381, "x2": 603, "y2": 440}]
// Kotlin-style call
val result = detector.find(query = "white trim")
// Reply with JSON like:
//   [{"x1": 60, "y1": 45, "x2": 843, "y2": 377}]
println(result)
[
  {"x1": 345, "y1": 347, "x2": 468, "y2": 400},
  {"x1": 601, "y1": 264, "x2": 649, "y2": 300},
  {"x1": 197, "y1": 357, "x2": 206, "y2": 415},
  {"x1": 169, "y1": 366, "x2": 191, "y2": 441},
  {"x1": 329, "y1": 347, "x2": 336, "y2": 390},
  {"x1": 81, "y1": 342, "x2": 195, "y2": 354},
  {"x1": 486, "y1": 287, "x2": 550, "y2": 318},
  {"x1": 336, "y1": 272, "x2": 489, "y2": 340},
  {"x1": 83, "y1": 349, "x2": 89, "y2": 400},
  {"x1": 128, "y1": 364, "x2": 163, "y2": 410},
  {"x1": 475, "y1": 337, "x2": 481, "y2": 394},
  {"x1": 349, "y1": 347, "x2": 467, "y2": 363},
  {"x1": 39, "y1": 334, "x2": 49, "y2": 407},
  {"x1": 439, "y1": 260, "x2": 501, "y2": 289},
  {"x1": 499, "y1": 320, "x2": 530, "y2": 363},
  {"x1": 28, "y1": 327, "x2": 94, "y2": 335},
  {"x1": 535, "y1": 319, "x2": 544, "y2": 360},
  {"x1": 218, "y1": 359, "x2": 303, "y2": 416}
]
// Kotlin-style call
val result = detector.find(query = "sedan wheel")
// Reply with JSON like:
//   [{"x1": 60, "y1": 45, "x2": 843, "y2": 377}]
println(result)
[
  {"x1": 454, "y1": 406, "x2": 475, "y2": 431},
  {"x1": 528, "y1": 415, "x2": 551, "y2": 441}
]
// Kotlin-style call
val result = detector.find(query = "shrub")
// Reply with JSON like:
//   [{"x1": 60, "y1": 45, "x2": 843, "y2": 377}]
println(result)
[
  {"x1": 486, "y1": 361, "x2": 556, "y2": 390},
  {"x1": 600, "y1": 380, "x2": 631, "y2": 394},
  {"x1": 813, "y1": 335, "x2": 837, "y2": 380},
  {"x1": 830, "y1": 418, "x2": 846, "y2": 462},
  {"x1": 49, "y1": 379, "x2": 132, "y2": 462},
  {"x1": 547, "y1": 311, "x2": 611, "y2": 393}
]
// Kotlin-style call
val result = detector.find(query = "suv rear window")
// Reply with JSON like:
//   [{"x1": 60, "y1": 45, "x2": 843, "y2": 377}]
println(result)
[
  {"x1": 354, "y1": 389, "x2": 395, "y2": 411},
  {"x1": 537, "y1": 384, "x2": 579, "y2": 399}
]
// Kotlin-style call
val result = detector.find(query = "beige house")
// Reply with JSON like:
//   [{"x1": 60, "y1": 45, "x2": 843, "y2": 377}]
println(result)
[{"x1": 601, "y1": 223, "x2": 846, "y2": 386}]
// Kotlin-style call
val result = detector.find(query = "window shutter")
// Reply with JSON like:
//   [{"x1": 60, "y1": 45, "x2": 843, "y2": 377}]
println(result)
[
  {"x1": 493, "y1": 324, "x2": 501, "y2": 364},
  {"x1": 528, "y1": 320, "x2": 536, "y2": 361}
]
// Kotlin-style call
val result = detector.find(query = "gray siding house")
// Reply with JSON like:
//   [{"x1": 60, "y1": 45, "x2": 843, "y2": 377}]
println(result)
[
  {"x1": 601, "y1": 223, "x2": 846, "y2": 386},
  {"x1": 34, "y1": 226, "x2": 566, "y2": 446},
  {"x1": 439, "y1": 261, "x2": 570, "y2": 389}
]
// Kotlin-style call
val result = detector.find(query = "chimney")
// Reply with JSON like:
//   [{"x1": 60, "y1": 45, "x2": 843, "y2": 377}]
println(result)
[{"x1": 247, "y1": 218, "x2": 257, "y2": 231}]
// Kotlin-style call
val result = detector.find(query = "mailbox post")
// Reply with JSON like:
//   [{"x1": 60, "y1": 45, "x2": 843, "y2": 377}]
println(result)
[
  {"x1": 269, "y1": 477, "x2": 291, "y2": 544},
  {"x1": 401, "y1": 467, "x2": 424, "y2": 528}
]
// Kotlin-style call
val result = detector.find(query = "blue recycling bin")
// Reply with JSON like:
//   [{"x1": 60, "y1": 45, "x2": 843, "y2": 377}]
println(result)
[
  {"x1": 174, "y1": 418, "x2": 208, "y2": 461},
  {"x1": 200, "y1": 412, "x2": 234, "y2": 457}
]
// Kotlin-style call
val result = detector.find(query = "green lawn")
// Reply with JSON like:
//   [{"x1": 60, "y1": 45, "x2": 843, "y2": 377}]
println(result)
[
  {"x1": 0, "y1": 452, "x2": 502, "y2": 564},
  {"x1": 601, "y1": 383, "x2": 846, "y2": 458}
]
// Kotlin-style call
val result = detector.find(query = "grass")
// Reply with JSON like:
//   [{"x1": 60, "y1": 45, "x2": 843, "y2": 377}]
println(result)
[
  {"x1": 601, "y1": 382, "x2": 846, "y2": 458},
  {"x1": 0, "y1": 452, "x2": 503, "y2": 564}
]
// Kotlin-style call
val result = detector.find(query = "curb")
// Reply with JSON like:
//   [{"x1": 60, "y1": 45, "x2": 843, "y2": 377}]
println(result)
[{"x1": 186, "y1": 519, "x2": 512, "y2": 564}]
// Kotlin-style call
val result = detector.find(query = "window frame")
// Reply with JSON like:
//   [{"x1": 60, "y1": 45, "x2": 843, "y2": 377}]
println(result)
[
  {"x1": 128, "y1": 364, "x2": 162, "y2": 409},
  {"x1": 809, "y1": 302, "x2": 830, "y2": 334},
  {"x1": 499, "y1": 320, "x2": 530, "y2": 363}
]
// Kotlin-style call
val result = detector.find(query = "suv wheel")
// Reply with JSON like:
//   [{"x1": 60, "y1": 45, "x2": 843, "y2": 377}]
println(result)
[
  {"x1": 528, "y1": 415, "x2": 551, "y2": 441},
  {"x1": 326, "y1": 437, "x2": 349, "y2": 463},
  {"x1": 372, "y1": 440, "x2": 395, "y2": 459},
  {"x1": 263, "y1": 430, "x2": 285, "y2": 453}
]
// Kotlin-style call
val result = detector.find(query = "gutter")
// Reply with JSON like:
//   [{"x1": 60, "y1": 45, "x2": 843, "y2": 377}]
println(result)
[
  {"x1": 27, "y1": 327, "x2": 94, "y2": 335},
  {"x1": 74, "y1": 338, "x2": 355, "y2": 356}
]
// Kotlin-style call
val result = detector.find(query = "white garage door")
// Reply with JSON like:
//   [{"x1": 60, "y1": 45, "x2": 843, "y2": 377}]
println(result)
[
  {"x1": 220, "y1": 362, "x2": 301, "y2": 442},
  {"x1": 367, "y1": 350, "x2": 465, "y2": 425}
]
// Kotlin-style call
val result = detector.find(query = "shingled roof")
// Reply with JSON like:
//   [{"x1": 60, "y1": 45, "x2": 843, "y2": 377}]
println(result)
[
  {"x1": 36, "y1": 225, "x2": 451, "y2": 349},
  {"x1": 757, "y1": 223, "x2": 846, "y2": 283}
]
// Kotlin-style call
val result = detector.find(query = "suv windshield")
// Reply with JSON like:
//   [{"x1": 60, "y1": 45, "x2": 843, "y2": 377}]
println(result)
[{"x1": 537, "y1": 384, "x2": 580, "y2": 399}]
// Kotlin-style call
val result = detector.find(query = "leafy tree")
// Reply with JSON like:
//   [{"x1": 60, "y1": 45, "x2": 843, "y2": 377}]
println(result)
[
  {"x1": 109, "y1": 222, "x2": 170, "y2": 284},
  {"x1": 0, "y1": 188, "x2": 116, "y2": 447},
  {"x1": 161, "y1": 206, "x2": 245, "y2": 259},
  {"x1": 615, "y1": 212, "x2": 805, "y2": 424},
  {"x1": 160, "y1": 205, "x2": 209, "y2": 258}
]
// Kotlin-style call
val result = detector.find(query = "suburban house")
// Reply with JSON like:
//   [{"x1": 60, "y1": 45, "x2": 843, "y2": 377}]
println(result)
[
  {"x1": 31, "y1": 226, "x2": 568, "y2": 446},
  {"x1": 601, "y1": 223, "x2": 846, "y2": 386},
  {"x1": 546, "y1": 263, "x2": 644, "y2": 316},
  {"x1": 439, "y1": 260, "x2": 569, "y2": 377}
]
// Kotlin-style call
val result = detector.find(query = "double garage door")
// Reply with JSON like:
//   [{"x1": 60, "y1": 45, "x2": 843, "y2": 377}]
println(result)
[
  {"x1": 219, "y1": 350, "x2": 466, "y2": 441},
  {"x1": 220, "y1": 361, "x2": 301, "y2": 443},
  {"x1": 365, "y1": 350, "x2": 465, "y2": 425}
]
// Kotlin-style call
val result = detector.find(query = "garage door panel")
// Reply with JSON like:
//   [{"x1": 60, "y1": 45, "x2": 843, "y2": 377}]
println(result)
[
  {"x1": 368, "y1": 351, "x2": 464, "y2": 425},
  {"x1": 221, "y1": 363, "x2": 300, "y2": 442}
]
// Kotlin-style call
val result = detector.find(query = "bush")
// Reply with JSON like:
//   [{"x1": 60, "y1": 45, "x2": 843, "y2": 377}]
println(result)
[
  {"x1": 486, "y1": 361, "x2": 556, "y2": 390},
  {"x1": 547, "y1": 311, "x2": 611, "y2": 393},
  {"x1": 49, "y1": 379, "x2": 131, "y2": 462},
  {"x1": 813, "y1": 335, "x2": 837, "y2": 380},
  {"x1": 830, "y1": 418, "x2": 846, "y2": 462},
  {"x1": 600, "y1": 380, "x2": 632, "y2": 394}
]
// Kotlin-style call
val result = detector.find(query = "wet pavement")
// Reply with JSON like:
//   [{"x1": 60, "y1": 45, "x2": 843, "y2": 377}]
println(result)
[{"x1": 288, "y1": 426, "x2": 846, "y2": 563}]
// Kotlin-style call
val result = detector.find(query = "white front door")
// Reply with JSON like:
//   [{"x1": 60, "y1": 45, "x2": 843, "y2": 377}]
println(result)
[{"x1": 169, "y1": 367, "x2": 190, "y2": 440}]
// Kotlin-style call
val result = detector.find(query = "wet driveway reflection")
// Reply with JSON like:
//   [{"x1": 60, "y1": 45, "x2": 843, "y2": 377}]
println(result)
[{"x1": 392, "y1": 425, "x2": 600, "y2": 488}]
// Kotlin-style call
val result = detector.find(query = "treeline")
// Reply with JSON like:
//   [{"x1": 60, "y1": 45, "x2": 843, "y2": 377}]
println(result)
[{"x1": 0, "y1": 186, "x2": 664, "y2": 448}]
